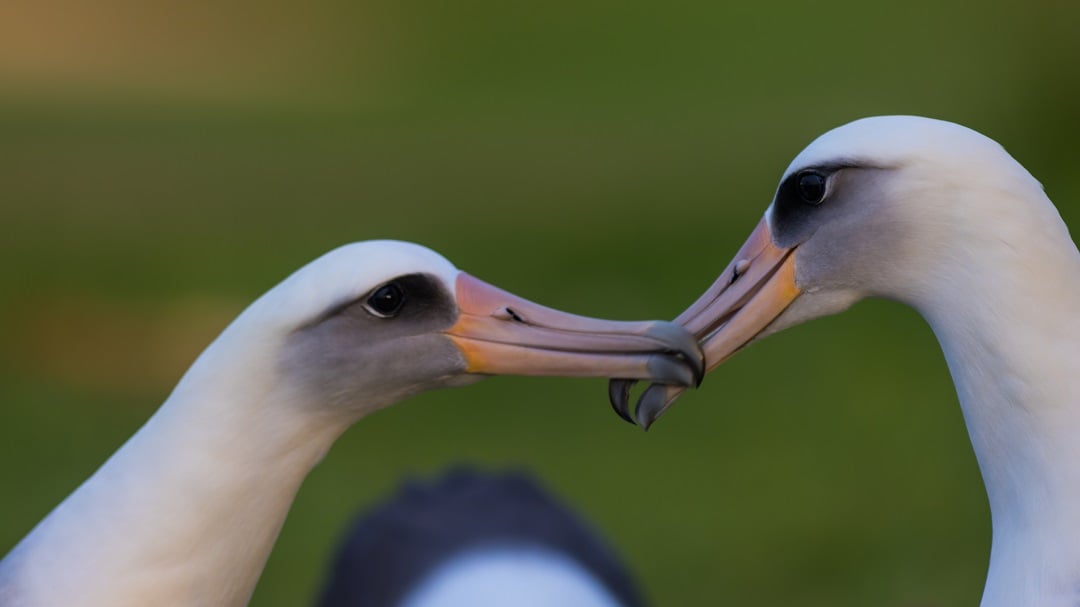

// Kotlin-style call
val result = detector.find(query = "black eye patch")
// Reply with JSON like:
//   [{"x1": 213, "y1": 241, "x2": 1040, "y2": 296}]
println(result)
[
  {"x1": 306, "y1": 273, "x2": 453, "y2": 330},
  {"x1": 769, "y1": 162, "x2": 862, "y2": 246}
]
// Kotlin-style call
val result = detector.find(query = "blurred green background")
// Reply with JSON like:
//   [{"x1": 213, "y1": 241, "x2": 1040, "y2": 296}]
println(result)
[{"x1": 2, "y1": 1, "x2": 1078, "y2": 605}]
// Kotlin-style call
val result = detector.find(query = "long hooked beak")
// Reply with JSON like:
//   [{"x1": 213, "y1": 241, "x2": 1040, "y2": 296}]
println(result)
[
  {"x1": 446, "y1": 273, "x2": 705, "y2": 387},
  {"x1": 610, "y1": 217, "x2": 800, "y2": 428}
]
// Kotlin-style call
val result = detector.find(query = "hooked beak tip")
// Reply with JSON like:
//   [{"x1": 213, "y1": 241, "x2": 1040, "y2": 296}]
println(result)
[
  {"x1": 607, "y1": 379, "x2": 688, "y2": 429},
  {"x1": 641, "y1": 321, "x2": 706, "y2": 381},
  {"x1": 608, "y1": 379, "x2": 637, "y2": 425},
  {"x1": 634, "y1": 383, "x2": 685, "y2": 430}
]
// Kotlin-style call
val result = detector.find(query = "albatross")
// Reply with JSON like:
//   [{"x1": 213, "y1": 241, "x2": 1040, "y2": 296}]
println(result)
[
  {"x1": 611, "y1": 116, "x2": 1080, "y2": 607},
  {"x1": 317, "y1": 468, "x2": 646, "y2": 607},
  {"x1": 0, "y1": 240, "x2": 702, "y2": 607}
]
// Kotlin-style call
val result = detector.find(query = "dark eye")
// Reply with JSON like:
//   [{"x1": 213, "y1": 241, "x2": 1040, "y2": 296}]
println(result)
[
  {"x1": 366, "y1": 282, "x2": 405, "y2": 317},
  {"x1": 796, "y1": 171, "x2": 828, "y2": 205}
]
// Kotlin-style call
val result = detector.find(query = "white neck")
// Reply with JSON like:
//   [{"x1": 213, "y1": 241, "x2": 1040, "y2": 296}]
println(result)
[
  {"x1": 915, "y1": 193, "x2": 1080, "y2": 607},
  {"x1": 0, "y1": 324, "x2": 350, "y2": 607}
]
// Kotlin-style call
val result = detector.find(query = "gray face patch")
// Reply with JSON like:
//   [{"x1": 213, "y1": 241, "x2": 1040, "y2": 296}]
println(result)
[
  {"x1": 773, "y1": 166, "x2": 916, "y2": 297},
  {"x1": 280, "y1": 273, "x2": 472, "y2": 416}
]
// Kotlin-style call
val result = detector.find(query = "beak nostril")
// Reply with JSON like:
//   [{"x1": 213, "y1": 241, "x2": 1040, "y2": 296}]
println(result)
[
  {"x1": 492, "y1": 307, "x2": 525, "y2": 322},
  {"x1": 731, "y1": 259, "x2": 751, "y2": 283}
]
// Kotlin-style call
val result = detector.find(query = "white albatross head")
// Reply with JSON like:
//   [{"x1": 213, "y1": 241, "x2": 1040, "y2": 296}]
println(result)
[
  {"x1": 610, "y1": 115, "x2": 1071, "y2": 426},
  {"x1": 179, "y1": 239, "x2": 702, "y2": 423}
]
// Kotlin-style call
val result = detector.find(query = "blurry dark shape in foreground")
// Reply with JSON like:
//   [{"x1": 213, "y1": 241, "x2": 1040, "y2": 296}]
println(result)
[{"x1": 317, "y1": 468, "x2": 646, "y2": 607}]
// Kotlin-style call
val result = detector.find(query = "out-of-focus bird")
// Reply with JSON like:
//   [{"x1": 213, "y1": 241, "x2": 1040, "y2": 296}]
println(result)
[{"x1": 318, "y1": 468, "x2": 646, "y2": 607}]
